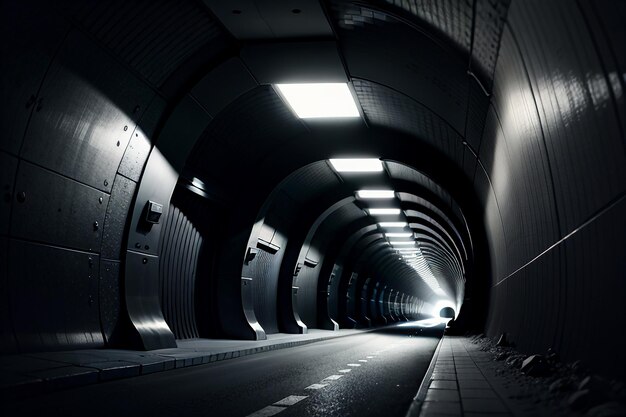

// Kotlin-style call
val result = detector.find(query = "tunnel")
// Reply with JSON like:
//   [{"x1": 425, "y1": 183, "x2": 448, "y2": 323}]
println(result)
[{"x1": 1, "y1": 0, "x2": 625, "y2": 416}]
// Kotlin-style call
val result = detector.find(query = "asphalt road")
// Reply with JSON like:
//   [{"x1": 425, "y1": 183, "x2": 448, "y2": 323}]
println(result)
[{"x1": 5, "y1": 323, "x2": 443, "y2": 417}]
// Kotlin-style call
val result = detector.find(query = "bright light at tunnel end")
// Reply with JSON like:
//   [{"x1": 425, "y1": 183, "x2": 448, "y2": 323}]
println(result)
[
  {"x1": 329, "y1": 158, "x2": 383, "y2": 172},
  {"x1": 275, "y1": 83, "x2": 360, "y2": 119}
]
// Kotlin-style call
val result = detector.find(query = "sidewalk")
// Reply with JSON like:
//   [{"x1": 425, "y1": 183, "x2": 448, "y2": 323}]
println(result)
[
  {"x1": 407, "y1": 336, "x2": 571, "y2": 417},
  {"x1": 0, "y1": 328, "x2": 372, "y2": 397}
]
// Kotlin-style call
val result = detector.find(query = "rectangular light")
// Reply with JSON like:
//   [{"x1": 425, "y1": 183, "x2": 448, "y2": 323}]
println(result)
[
  {"x1": 367, "y1": 208, "x2": 401, "y2": 215},
  {"x1": 356, "y1": 190, "x2": 394, "y2": 199},
  {"x1": 390, "y1": 241, "x2": 415, "y2": 245},
  {"x1": 378, "y1": 222, "x2": 408, "y2": 228},
  {"x1": 276, "y1": 83, "x2": 360, "y2": 118},
  {"x1": 385, "y1": 232, "x2": 412, "y2": 238},
  {"x1": 329, "y1": 158, "x2": 383, "y2": 172}
]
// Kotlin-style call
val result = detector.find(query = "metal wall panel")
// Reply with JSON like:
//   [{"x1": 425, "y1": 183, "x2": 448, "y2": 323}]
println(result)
[
  {"x1": 99, "y1": 259, "x2": 121, "y2": 346},
  {"x1": 101, "y1": 175, "x2": 136, "y2": 260},
  {"x1": 126, "y1": 148, "x2": 177, "y2": 256},
  {"x1": 8, "y1": 240, "x2": 103, "y2": 352},
  {"x1": 11, "y1": 162, "x2": 108, "y2": 252},
  {"x1": 0, "y1": 3, "x2": 68, "y2": 155},
  {"x1": 487, "y1": 28, "x2": 561, "y2": 274},
  {"x1": 561, "y1": 196, "x2": 626, "y2": 379},
  {"x1": 124, "y1": 250, "x2": 176, "y2": 350},
  {"x1": 509, "y1": 0, "x2": 626, "y2": 233},
  {"x1": 117, "y1": 96, "x2": 167, "y2": 182},
  {"x1": 0, "y1": 152, "x2": 18, "y2": 236},
  {"x1": 20, "y1": 31, "x2": 154, "y2": 193},
  {"x1": 0, "y1": 236, "x2": 16, "y2": 353}
]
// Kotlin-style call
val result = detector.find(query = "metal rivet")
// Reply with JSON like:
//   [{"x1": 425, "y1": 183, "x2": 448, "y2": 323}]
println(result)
[
  {"x1": 142, "y1": 258, "x2": 148, "y2": 264},
  {"x1": 135, "y1": 133, "x2": 138, "y2": 137},
  {"x1": 88, "y1": 257, "x2": 93, "y2": 268},
  {"x1": 93, "y1": 221, "x2": 99, "y2": 230},
  {"x1": 135, "y1": 242, "x2": 141, "y2": 248},
  {"x1": 88, "y1": 295, "x2": 94, "y2": 305},
  {"x1": 133, "y1": 105, "x2": 141, "y2": 114},
  {"x1": 16, "y1": 191, "x2": 26, "y2": 203},
  {"x1": 292, "y1": 8, "x2": 301, "y2": 14},
  {"x1": 124, "y1": 125, "x2": 128, "y2": 131},
  {"x1": 116, "y1": 140, "x2": 120, "y2": 147},
  {"x1": 98, "y1": 197, "x2": 103, "y2": 204},
  {"x1": 144, "y1": 245, "x2": 149, "y2": 250},
  {"x1": 104, "y1": 179, "x2": 109, "y2": 187}
]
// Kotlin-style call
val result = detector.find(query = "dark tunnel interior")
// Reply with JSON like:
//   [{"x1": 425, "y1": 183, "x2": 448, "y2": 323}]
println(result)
[{"x1": 1, "y1": 0, "x2": 625, "y2": 415}]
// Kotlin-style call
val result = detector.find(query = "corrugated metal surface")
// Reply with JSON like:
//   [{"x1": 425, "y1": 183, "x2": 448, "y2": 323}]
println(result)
[
  {"x1": 158, "y1": 205, "x2": 202, "y2": 339},
  {"x1": 63, "y1": 0, "x2": 231, "y2": 87}
]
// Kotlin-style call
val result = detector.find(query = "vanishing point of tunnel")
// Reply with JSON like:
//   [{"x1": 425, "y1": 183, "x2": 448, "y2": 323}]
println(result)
[{"x1": 1, "y1": 1, "x2": 625, "y2": 416}]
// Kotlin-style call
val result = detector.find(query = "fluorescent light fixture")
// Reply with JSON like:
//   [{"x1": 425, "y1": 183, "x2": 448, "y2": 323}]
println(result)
[
  {"x1": 367, "y1": 208, "x2": 401, "y2": 215},
  {"x1": 378, "y1": 222, "x2": 408, "y2": 228},
  {"x1": 385, "y1": 232, "x2": 412, "y2": 238},
  {"x1": 276, "y1": 83, "x2": 359, "y2": 118},
  {"x1": 329, "y1": 158, "x2": 383, "y2": 172},
  {"x1": 356, "y1": 190, "x2": 394, "y2": 199},
  {"x1": 390, "y1": 241, "x2": 415, "y2": 245}
]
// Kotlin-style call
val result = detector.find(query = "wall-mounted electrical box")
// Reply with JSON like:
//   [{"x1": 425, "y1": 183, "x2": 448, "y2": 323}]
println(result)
[{"x1": 145, "y1": 200, "x2": 163, "y2": 224}]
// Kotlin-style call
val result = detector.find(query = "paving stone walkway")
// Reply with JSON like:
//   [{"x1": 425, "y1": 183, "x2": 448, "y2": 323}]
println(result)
[{"x1": 411, "y1": 336, "x2": 555, "y2": 417}]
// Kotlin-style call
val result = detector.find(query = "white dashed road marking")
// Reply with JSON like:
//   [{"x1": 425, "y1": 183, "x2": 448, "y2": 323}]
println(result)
[
  {"x1": 246, "y1": 405, "x2": 286, "y2": 417},
  {"x1": 273, "y1": 396, "x2": 308, "y2": 406},
  {"x1": 358, "y1": 359, "x2": 367, "y2": 362},
  {"x1": 366, "y1": 356, "x2": 374, "y2": 358},
  {"x1": 305, "y1": 383, "x2": 329, "y2": 390},
  {"x1": 338, "y1": 369, "x2": 351, "y2": 373},
  {"x1": 347, "y1": 363, "x2": 361, "y2": 367},
  {"x1": 323, "y1": 375, "x2": 343, "y2": 381}
]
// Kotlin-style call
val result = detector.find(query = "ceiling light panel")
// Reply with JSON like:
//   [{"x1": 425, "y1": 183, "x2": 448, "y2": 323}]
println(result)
[
  {"x1": 276, "y1": 83, "x2": 359, "y2": 118},
  {"x1": 329, "y1": 158, "x2": 383, "y2": 172},
  {"x1": 356, "y1": 190, "x2": 395, "y2": 199},
  {"x1": 378, "y1": 222, "x2": 408, "y2": 228},
  {"x1": 385, "y1": 232, "x2": 412, "y2": 238},
  {"x1": 367, "y1": 208, "x2": 401, "y2": 215}
]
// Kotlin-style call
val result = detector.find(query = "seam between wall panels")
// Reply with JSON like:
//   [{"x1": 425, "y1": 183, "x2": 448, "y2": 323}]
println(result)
[{"x1": 493, "y1": 190, "x2": 626, "y2": 288}]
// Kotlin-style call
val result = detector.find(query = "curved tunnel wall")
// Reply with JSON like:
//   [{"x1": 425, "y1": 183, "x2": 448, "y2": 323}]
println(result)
[{"x1": 0, "y1": 0, "x2": 624, "y2": 380}]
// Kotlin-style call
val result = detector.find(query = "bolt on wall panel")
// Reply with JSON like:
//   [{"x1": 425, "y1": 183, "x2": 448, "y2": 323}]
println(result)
[
  {"x1": 8, "y1": 240, "x2": 103, "y2": 352},
  {"x1": 20, "y1": 30, "x2": 154, "y2": 193},
  {"x1": 11, "y1": 162, "x2": 108, "y2": 253}
]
